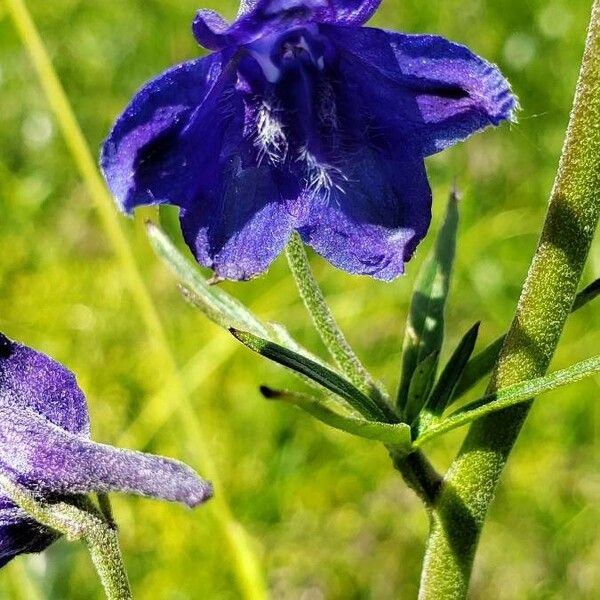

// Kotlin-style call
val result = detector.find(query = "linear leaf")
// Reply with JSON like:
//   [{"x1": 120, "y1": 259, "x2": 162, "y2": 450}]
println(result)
[
  {"x1": 452, "y1": 277, "x2": 600, "y2": 401},
  {"x1": 416, "y1": 355, "x2": 600, "y2": 446},
  {"x1": 404, "y1": 351, "x2": 439, "y2": 425},
  {"x1": 422, "y1": 322, "x2": 480, "y2": 419},
  {"x1": 266, "y1": 321, "x2": 332, "y2": 369},
  {"x1": 397, "y1": 190, "x2": 459, "y2": 411},
  {"x1": 231, "y1": 329, "x2": 391, "y2": 421},
  {"x1": 261, "y1": 387, "x2": 412, "y2": 449},
  {"x1": 572, "y1": 277, "x2": 600, "y2": 310}
]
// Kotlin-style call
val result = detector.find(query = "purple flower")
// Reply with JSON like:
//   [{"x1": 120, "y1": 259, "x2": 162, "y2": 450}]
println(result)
[
  {"x1": 101, "y1": 0, "x2": 516, "y2": 281},
  {"x1": 0, "y1": 333, "x2": 212, "y2": 567}
]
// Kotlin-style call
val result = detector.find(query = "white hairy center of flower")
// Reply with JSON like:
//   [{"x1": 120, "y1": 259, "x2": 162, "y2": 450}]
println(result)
[
  {"x1": 298, "y1": 147, "x2": 346, "y2": 199},
  {"x1": 254, "y1": 99, "x2": 288, "y2": 165}
]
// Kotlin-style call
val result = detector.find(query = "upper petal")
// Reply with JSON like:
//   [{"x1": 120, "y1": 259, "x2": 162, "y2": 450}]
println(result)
[
  {"x1": 324, "y1": 25, "x2": 517, "y2": 156},
  {"x1": 100, "y1": 52, "x2": 234, "y2": 213},
  {"x1": 297, "y1": 147, "x2": 432, "y2": 280},
  {"x1": 0, "y1": 407, "x2": 213, "y2": 509},
  {"x1": 193, "y1": 0, "x2": 381, "y2": 51},
  {"x1": 0, "y1": 333, "x2": 89, "y2": 436}
]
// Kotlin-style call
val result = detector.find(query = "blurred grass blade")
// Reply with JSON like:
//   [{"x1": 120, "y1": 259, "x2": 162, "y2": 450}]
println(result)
[
  {"x1": 416, "y1": 355, "x2": 600, "y2": 446},
  {"x1": 452, "y1": 277, "x2": 600, "y2": 400},
  {"x1": 3, "y1": 1, "x2": 267, "y2": 597},
  {"x1": 261, "y1": 387, "x2": 412, "y2": 449},
  {"x1": 423, "y1": 322, "x2": 480, "y2": 419},
  {"x1": 231, "y1": 329, "x2": 391, "y2": 421},
  {"x1": 147, "y1": 222, "x2": 268, "y2": 336},
  {"x1": 397, "y1": 190, "x2": 459, "y2": 411},
  {"x1": 404, "y1": 352, "x2": 439, "y2": 425},
  {"x1": 285, "y1": 232, "x2": 389, "y2": 407}
]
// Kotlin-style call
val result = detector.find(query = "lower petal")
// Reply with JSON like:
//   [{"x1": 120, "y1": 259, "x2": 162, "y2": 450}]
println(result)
[
  {"x1": 0, "y1": 520, "x2": 57, "y2": 568},
  {"x1": 0, "y1": 408, "x2": 213, "y2": 509},
  {"x1": 180, "y1": 165, "x2": 298, "y2": 280},
  {"x1": 297, "y1": 148, "x2": 432, "y2": 280},
  {"x1": 0, "y1": 500, "x2": 57, "y2": 568}
]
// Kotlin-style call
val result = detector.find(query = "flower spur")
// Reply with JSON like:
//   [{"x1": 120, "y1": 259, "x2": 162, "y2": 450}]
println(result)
[{"x1": 0, "y1": 333, "x2": 212, "y2": 566}]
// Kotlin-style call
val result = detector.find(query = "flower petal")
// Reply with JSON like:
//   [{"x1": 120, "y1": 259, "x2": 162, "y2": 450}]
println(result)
[
  {"x1": 325, "y1": 25, "x2": 517, "y2": 156},
  {"x1": 0, "y1": 510, "x2": 57, "y2": 568},
  {"x1": 0, "y1": 408, "x2": 213, "y2": 509},
  {"x1": 180, "y1": 165, "x2": 298, "y2": 280},
  {"x1": 297, "y1": 148, "x2": 432, "y2": 280},
  {"x1": 193, "y1": 0, "x2": 381, "y2": 50},
  {"x1": 0, "y1": 496, "x2": 57, "y2": 568},
  {"x1": 0, "y1": 333, "x2": 89, "y2": 436},
  {"x1": 100, "y1": 52, "x2": 235, "y2": 213}
]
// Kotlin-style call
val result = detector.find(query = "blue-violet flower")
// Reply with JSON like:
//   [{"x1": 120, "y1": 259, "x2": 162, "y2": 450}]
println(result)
[
  {"x1": 101, "y1": 0, "x2": 516, "y2": 280},
  {"x1": 0, "y1": 332, "x2": 212, "y2": 567}
]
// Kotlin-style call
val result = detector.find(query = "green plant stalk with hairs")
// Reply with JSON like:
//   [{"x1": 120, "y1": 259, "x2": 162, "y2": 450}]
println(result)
[{"x1": 417, "y1": 1, "x2": 600, "y2": 596}]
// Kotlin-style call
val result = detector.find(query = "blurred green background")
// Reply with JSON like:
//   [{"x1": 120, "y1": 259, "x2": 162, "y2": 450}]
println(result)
[{"x1": 0, "y1": 0, "x2": 598, "y2": 598}]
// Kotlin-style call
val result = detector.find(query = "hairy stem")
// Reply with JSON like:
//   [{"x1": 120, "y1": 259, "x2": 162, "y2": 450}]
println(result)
[
  {"x1": 285, "y1": 232, "x2": 393, "y2": 416},
  {"x1": 419, "y1": 2, "x2": 600, "y2": 597},
  {"x1": 84, "y1": 520, "x2": 132, "y2": 600},
  {"x1": 0, "y1": 477, "x2": 132, "y2": 600},
  {"x1": 390, "y1": 449, "x2": 443, "y2": 507}
]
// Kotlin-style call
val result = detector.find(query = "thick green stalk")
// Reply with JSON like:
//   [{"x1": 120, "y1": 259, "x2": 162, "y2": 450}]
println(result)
[{"x1": 418, "y1": 2, "x2": 600, "y2": 598}]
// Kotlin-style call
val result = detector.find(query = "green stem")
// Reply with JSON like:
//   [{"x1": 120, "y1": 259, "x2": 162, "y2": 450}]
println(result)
[
  {"x1": 418, "y1": 2, "x2": 600, "y2": 598},
  {"x1": 83, "y1": 520, "x2": 132, "y2": 600},
  {"x1": 285, "y1": 232, "x2": 391, "y2": 414},
  {"x1": 284, "y1": 236, "x2": 442, "y2": 499},
  {"x1": 390, "y1": 450, "x2": 443, "y2": 507},
  {"x1": 0, "y1": 477, "x2": 132, "y2": 600}
]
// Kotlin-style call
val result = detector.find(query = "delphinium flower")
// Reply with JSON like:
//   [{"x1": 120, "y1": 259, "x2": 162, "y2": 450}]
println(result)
[
  {"x1": 0, "y1": 332, "x2": 212, "y2": 566},
  {"x1": 101, "y1": 0, "x2": 516, "y2": 281}
]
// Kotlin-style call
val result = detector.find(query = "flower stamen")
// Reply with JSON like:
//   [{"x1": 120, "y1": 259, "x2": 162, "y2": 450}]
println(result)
[{"x1": 254, "y1": 99, "x2": 288, "y2": 165}]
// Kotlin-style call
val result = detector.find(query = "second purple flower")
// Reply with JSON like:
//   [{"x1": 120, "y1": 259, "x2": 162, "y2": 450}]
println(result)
[{"x1": 101, "y1": 0, "x2": 516, "y2": 281}]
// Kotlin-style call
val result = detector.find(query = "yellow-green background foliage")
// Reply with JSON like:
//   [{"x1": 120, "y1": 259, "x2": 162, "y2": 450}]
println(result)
[{"x1": 0, "y1": 0, "x2": 598, "y2": 598}]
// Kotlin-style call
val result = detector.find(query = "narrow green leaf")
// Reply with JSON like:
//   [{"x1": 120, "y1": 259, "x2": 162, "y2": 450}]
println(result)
[
  {"x1": 416, "y1": 354, "x2": 600, "y2": 446},
  {"x1": 451, "y1": 336, "x2": 504, "y2": 401},
  {"x1": 572, "y1": 277, "x2": 600, "y2": 311},
  {"x1": 266, "y1": 321, "x2": 331, "y2": 369},
  {"x1": 261, "y1": 387, "x2": 412, "y2": 449},
  {"x1": 285, "y1": 232, "x2": 388, "y2": 407},
  {"x1": 404, "y1": 351, "x2": 439, "y2": 425},
  {"x1": 423, "y1": 322, "x2": 480, "y2": 418},
  {"x1": 231, "y1": 329, "x2": 390, "y2": 421},
  {"x1": 397, "y1": 190, "x2": 459, "y2": 410},
  {"x1": 147, "y1": 222, "x2": 268, "y2": 336},
  {"x1": 180, "y1": 285, "x2": 232, "y2": 330},
  {"x1": 452, "y1": 277, "x2": 600, "y2": 401}
]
